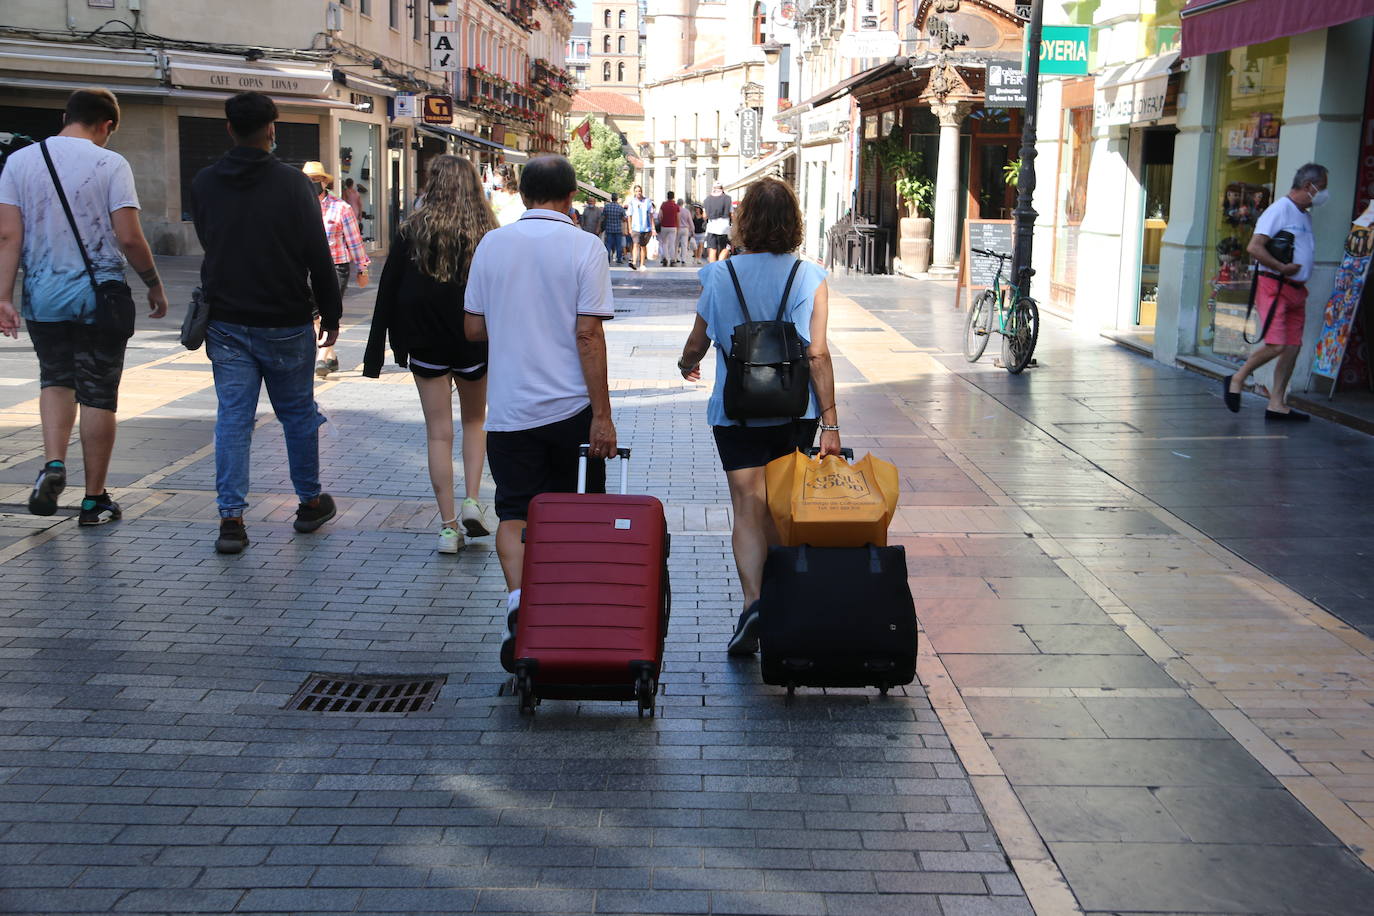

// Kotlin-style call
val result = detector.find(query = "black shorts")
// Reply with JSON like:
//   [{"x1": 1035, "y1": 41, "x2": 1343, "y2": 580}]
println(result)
[
  {"x1": 408, "y1": 355, "x2": 488, "y2": 381},
  {"x1": 712, "y1": 419, "x2": 819, "y2": 472},
  {"x1": 26, "y1": 320, "x2": 127, "y2": 412},
  {"x1": 486, "y1": 405, "x2": 606, "y2": 522},
  {"x1": 706, "y1": 233, "x2": 730, "y2": 252}
]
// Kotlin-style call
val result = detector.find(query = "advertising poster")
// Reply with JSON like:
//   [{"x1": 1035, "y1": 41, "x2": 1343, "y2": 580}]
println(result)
[{"x1": 1312, "y1": 201, "x2": 1374, "y2": 381}]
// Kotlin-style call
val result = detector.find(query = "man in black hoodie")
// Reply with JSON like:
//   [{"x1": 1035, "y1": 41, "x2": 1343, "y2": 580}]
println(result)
[{"x1": 191, "y1": 92, "x2": 341, "y2": 554}]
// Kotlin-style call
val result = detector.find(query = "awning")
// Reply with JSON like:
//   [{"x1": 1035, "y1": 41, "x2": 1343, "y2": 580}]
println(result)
[
  {"x1": 418, "y1": 123, "x2": 526, "y2": 161},
  {"x1": 334, "y1": 70, "x2": 398, "y2": 98},
  {"x1": 725, "y1": 147, "x2": 796, "y2": 192},
  {"x1": 0, "y1": 76, "x2": 351, "y2": 110},
  {"x1": 578, "y1": 180, "x2": 610, "y2": 201},
  {"x1": 1094, "y1": 52, "x2": 1180, "y2": 125},
  {"x1": 788, "y1": 61, "x2": 903, "y2": 116},
  {"x1": 0, "y1": 38, "x2": 159, "y2": 86},
  {"x1": 165, "y1": 50, "x2": 334, "y2": 97},
  {"x1": 1180, "y1": 0, "x2": 1374, "y2": 57}
]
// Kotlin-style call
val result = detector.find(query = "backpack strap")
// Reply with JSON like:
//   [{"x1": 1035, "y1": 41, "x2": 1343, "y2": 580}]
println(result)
[
  {"x1": 724, "y1": 259, "x2": 752, "y2": 326},
  {"x1": 39, "y1": 140, "x2": 100, "y2": 294},
  {"x1": 774, "y1": 259, "x2": 803, "y2": 321}
]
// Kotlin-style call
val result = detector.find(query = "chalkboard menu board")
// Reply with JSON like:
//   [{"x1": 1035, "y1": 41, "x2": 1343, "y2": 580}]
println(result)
[{"x1": 963, "y1": 220, "x2": 1015, "y2": 300}]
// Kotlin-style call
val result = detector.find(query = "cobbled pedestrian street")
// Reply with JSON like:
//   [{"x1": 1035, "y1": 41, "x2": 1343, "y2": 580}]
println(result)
[{"x1": 2, "y1": 260, "x2": 1374, "y2": 915}]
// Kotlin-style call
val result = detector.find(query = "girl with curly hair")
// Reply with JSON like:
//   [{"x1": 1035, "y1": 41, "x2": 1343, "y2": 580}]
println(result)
[{"x1": 364, "y1": 155, "x2": 497, "y2": 554}]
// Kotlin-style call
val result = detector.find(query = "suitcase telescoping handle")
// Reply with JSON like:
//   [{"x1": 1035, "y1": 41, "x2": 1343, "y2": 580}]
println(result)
[
  {"x1": 578, "y1": 444, "x2": 633, "y2": 495},
  {"x1": 806, "y1": 446, "x2": 855, "y2": 461}
]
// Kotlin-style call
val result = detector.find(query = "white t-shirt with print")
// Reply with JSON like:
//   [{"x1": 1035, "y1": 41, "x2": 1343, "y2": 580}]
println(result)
[
  {"x1": 0, "y1": 136, "x2": 139, "y2": 323},
  {"x1": 464, "y1": 209, "x2": 615, "y2": 432},
  {"x1": 1253, "y1": 195, "x2": 1315, "y2": 284}
]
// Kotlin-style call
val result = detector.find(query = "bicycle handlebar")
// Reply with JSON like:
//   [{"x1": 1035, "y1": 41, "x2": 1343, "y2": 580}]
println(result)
[{"x1": 971, "y1": 248, "x2": 1012, "y2": 261}]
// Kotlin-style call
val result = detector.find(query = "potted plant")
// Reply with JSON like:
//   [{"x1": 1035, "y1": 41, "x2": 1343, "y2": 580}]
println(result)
[{"x1": 867, "y1": 128, "x2": 934, "y2": 273}]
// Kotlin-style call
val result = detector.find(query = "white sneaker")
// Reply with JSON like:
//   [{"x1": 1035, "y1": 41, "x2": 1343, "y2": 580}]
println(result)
[
  {"x1": 437, "y1": 525, "x2": 464, "y2": 554},
  {"x1": 460, "y1": 498, "x2": 490, "y2": 537}
]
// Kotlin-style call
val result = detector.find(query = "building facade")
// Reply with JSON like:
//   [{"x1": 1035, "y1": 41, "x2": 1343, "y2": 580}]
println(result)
[
  {"x1": 0, "y1": 0, "x2": 572, "y2": 255},
  {"x1": 567, "y1": 22, "x2": 593, "y2": 88},
  {"x1": 590, "y1": 0, "x2": 642, "y2": 98}
]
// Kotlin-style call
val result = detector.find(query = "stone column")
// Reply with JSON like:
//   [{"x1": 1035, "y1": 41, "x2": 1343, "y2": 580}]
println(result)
[{"x1": 929, "y1": 100, "x2": 969, "y2": 276}]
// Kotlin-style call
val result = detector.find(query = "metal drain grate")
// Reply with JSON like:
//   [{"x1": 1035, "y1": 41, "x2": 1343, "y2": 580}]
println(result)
[{"x1": 285, "y1": 673, "x2": 446, "y2": 714}]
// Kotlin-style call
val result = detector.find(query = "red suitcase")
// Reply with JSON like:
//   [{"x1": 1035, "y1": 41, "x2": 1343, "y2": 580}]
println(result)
[{"x1": 513, "y1": 446, "x2": 670, "y2": 716}]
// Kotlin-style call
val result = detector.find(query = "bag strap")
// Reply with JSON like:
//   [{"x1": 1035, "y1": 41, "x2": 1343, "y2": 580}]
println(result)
[
  {"x1": 1243, "y1": 271, "x2": 1285, "y2": 345},
  {"x1": 725, "y1": 259, "x2": 752, "y2": 326},
  {"x1": 39, "y1": 140, "x2": 100, "y2": 293},
  {"x1": 773, "y1": 259, "x2": 803, "y2": 322}
]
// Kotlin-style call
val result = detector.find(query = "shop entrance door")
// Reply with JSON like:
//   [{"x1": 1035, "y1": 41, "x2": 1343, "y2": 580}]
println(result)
[{"x1": 1133, "y1": 128, "x2": 1176, "y2": 341}]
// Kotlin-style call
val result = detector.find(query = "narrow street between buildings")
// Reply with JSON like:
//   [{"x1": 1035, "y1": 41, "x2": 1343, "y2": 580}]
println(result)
[{"x1": 0, "y1": 261, "x2": 1372, "y2": 915}]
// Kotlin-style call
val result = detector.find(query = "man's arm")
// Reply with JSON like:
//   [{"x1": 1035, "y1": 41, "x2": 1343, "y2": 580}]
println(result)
[
  {"x1": 0, "y1": 203, "x2": 22, "y2": 338},
  {"x1": 464, "y1": 313, "x2": 487, "y2": 342},
  {"x1": 111, "y1": 207, "x2": 168, "y2": 318},
  {"x1": 576, "y1": 314, "x2": 616, "y2": 459}
]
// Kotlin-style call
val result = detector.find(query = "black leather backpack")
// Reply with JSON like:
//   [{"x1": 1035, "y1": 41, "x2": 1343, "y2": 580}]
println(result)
[{"x1": 722, "y1": 259, "x2": 811, "y2": 421}]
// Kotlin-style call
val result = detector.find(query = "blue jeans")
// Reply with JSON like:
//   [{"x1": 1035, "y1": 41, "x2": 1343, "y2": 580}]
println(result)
[
  {"x1": 206, "y1": 321, "x2": 325, "y2": 518},
  {"x1": 603, "y1": 231, "x2": 623, "y2": 262}
]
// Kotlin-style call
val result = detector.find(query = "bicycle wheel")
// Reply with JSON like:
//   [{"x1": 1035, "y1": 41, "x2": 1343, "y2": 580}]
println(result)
[
  {"x1": 1001, "y1": 297, "x2": 1040, "y2": 375},
  {"x1": 964, "y1": 290, "x2": 996, "y2": 362}
]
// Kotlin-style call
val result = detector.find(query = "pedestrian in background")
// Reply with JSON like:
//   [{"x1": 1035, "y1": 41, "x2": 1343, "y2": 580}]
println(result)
[
  {"x1": 658, "y1": 191, "x2": 682, "y2": 267},
  {"x1": 1224, "y1": 162, "x2": 1328, "y2": 421},
  {"x1": 692, "y1": 204, "x2": 707, "y2": 264},
  {"x1": 601, "y1": 192, "x2": 628, "y2": 266},
  {"x1": 342, "y1": 177, "x2": 363, "y2": 222},
  {"x1": 304, "y1": 160, "x2": 369, "y2": 379},
  {"x1": 675, "y1": 176, "x2": 840, "y2": 655},
  {"x1": 703, "y1": 182, "x2": 733, "y2": 262},
  {"x1": 581, "y1": 196, "x2": 604, "y2": 239},
  {"x1": 191, "y1": 91, "x2": 341, "y2": 554},
  {"x1": 463, "y1": 155, "x2": 617, "y2": 671},
  {"x1": 0, "y1": 87, "x2": 167, "y2": 525},
  {"x1": 628, "y1": 184, "x2": 655, "y2": 270},
  {"x1": 364, "y1": 155, "x2": 495, "y2": 555}
]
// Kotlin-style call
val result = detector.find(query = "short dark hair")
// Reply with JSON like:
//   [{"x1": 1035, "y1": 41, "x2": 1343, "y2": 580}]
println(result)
[
  {"x1": 225, "y1": 92, "x2": 278, "y2": 140},
  {"x1": 610, "y1": 192, "x2": 619, "y2": 201},
  {"x1": 666, "y1": 190, "x2": 675, "y2": 200},
  {"x1": 344, "y1": 178, "x2": 354, "y2": 188},
  {"x1": 520, "y1": 156, "x2": 577, "y2": 203},
  {"x1": 65, "y1": 89, "x2": 120, "y2": 129},
  {"x1": 732, "y1": 177, "x2": 804, "y2": 254}
]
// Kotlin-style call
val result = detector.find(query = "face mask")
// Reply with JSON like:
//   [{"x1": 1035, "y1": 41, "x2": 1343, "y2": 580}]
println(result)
[{"x1": 1310, "y1": 187, "x2": 1330, "y2": 208}]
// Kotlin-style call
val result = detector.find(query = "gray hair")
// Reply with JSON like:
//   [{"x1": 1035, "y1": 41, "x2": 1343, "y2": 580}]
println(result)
[{"x1": 1292, "y1": 163, "x2": 1328, "y2": 189}]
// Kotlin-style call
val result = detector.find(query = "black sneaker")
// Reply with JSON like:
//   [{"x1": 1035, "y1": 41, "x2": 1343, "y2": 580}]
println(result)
[
  {"x1": 28, "y1": 460, "x2": 67, "y2": 516},
  {"x1": 726, "y1": 601, "x2": 762, "y2": 656},
  {"x1": 327, "y1": 358, "x2": 339, "y2": 373},
  {"x1": 77, "y1": 492, "x2": 120, "y2": 526},
  {"x1": 293, "y1": 493, "x2": 337, "y2": 533},
  {"x1": 215, "y1": 517, "x2": 249, "y2": 554},
  {"x1": 626, "y1": 261, "x2": 638, "y2": 271}
]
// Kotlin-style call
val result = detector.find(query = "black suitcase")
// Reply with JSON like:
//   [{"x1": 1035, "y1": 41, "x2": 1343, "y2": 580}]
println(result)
[{"x1": 757, "y1": 543, "x2": 917, "y2": 695}]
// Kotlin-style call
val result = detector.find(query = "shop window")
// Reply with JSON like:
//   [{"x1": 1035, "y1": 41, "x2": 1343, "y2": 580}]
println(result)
[
  {"x1": 1051, "y1": 107, "x2": 1093, "y2": 316},
  {"x1": 178, "y1": 116, "x2": 318, "y2": 221},
  {"x1": 752, "y1": 2, "x2": 766, "y2": 45},
  {"x1": 1198, "y1": 37, "x2": 1289, "y2": 361},
  {"x1": 0, "y1": 106, "x2": 61, "y2": 179}
]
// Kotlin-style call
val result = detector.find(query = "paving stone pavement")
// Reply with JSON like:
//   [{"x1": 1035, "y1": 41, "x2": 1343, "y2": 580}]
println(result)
[{"x1": 0, "y1": 262, "x2": 1030, "y2": 915}]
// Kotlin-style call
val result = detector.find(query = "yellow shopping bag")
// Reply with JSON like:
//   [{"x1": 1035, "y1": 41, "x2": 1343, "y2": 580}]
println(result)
[{"x1": 766, "y1": 449, "x2": 900, "y2": 547}]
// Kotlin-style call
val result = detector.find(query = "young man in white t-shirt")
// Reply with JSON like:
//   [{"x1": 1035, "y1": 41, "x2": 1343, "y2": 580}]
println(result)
[
  {"x1": 0, "y1": 88, "x2": 168, "y2": 525},
  {"x1": 464, "y1": 155, "x2": 617, "y2": 671},
  {"x1": 1224, "y1": 162, "x2": 1327, "y2": 421}
]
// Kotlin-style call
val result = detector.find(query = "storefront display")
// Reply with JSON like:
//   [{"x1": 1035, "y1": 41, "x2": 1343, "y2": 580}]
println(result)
[
  {"x1": 1051, "y1": 106, "x2": 1092, "y2": 316},
  {"x1": 338, "y1": 120, "x2": 380, "y2": 246},
  {"x1": 1198, "y1": 37, "x2": 1288, "y2": 361}
]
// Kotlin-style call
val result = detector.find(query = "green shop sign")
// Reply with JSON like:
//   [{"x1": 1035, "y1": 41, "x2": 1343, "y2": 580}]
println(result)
[{"x1": 1035, "y1": 25, "x2": 1090, "y2": 76}]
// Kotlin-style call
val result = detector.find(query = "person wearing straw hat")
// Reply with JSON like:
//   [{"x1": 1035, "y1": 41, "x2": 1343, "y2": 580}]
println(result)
[{"x1": 303, "y1": 160, "x2": 370, "y2": 378}]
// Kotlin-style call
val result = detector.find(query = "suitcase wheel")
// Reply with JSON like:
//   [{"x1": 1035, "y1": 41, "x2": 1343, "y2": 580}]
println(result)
[
  {"x1": 517, "y1": 672, "x2": 536, "y2": 716},
  {"x1": 635, "y1": 672, "x2": 657, "y2": 719}
]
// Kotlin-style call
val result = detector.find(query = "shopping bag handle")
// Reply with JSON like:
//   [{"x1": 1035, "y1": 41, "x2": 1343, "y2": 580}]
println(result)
[{"x1": 805, "y1": 447, "x2": 854, "y2": 461}]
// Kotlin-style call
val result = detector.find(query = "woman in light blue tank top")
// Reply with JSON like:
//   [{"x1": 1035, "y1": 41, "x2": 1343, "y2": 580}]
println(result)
[{"x1": 674, "y1": 178, "x2": 843, "y2": 656}]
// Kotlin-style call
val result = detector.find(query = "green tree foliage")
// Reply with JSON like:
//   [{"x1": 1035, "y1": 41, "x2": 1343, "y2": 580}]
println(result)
[{"x1": 569, "y1": 118, "x2": 634, "y2": 198}]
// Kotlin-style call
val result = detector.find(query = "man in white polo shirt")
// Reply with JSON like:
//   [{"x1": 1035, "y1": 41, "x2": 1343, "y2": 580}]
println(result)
[{"x1": 464, "y1": 155, "x2": 617, "y2": 670}]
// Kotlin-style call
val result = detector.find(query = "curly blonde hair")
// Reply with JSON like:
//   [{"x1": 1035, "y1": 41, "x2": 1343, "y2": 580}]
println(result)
[{"x1": 402, "y1": 155, "x2": 497, "y2": 285}]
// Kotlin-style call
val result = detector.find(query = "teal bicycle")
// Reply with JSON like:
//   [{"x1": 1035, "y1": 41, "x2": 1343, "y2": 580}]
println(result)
[{"x1": 963, "y1": 248, "x2": 1040, "y2": 375}]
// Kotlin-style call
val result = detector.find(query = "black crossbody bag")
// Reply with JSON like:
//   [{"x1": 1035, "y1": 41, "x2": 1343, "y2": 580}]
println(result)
[
  {"x1": 722, "y1": 259, "x2": 810, "y2": 421},
  {"x1": 39, "y1": 140, "x2": 137, "y2": 339}
]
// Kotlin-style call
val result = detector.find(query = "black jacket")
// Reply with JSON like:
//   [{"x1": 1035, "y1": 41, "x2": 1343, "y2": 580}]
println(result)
[
  {"x1": 191, "y1": 147, "x2": 342, "y2": 330},
  {"x1": 362, "y1": 231, "x2": 486, "y2": 377}
]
